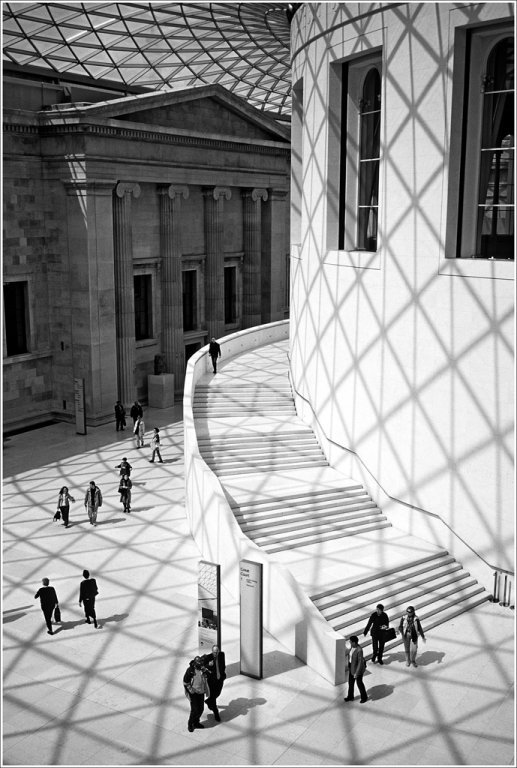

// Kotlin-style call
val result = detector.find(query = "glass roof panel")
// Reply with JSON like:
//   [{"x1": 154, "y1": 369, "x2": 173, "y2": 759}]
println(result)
[{"x1": 2, "y1": 2, "x2": 292, "y2": 117}]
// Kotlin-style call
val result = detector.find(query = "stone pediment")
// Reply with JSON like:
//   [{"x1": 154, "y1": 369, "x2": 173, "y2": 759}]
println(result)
[{"x1": 42, "y1": 84, "x2": 290, "y2": 143}]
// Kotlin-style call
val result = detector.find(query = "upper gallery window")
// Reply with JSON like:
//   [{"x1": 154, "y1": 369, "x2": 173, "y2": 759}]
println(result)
[
  {"x1": 339, "y1": 53, "x2": 382, "y2": 251},
  {"x1": 456, "y1": 26, "x2": 514, "y2": 259},
  {"x1": 182, "y1": 269, "x2": 198, "y2": 332},
  {"x1": 134, "y1": 274, "x2": 153, "y2": 340},
  {"x1": 224, "y1": 265, "x2": 237, "y2": 324},
  {"x1": 3, "y1": 281, "x2": 29, "y2": 356}
]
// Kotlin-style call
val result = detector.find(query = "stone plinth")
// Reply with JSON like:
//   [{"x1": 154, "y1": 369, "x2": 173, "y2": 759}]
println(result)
[{"x1": 147, "y1": 374, "x2": 175, "y2": 408}]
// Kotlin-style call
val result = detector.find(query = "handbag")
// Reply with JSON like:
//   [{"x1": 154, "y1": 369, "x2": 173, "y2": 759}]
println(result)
[
  {"x1": 54, "y1": 605, "x2": 61, "y2": 622},
  {"x1": 53, "y1": 509, "x2": 61, "y2": 521},
  {"x1": 383, "y1": 627, "x2": 397, "y2": 641}
]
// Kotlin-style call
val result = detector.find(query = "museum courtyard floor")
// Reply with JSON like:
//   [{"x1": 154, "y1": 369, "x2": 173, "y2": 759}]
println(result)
[{"x1": 2, "y1": 396, "x2": 514, "y2": 766}]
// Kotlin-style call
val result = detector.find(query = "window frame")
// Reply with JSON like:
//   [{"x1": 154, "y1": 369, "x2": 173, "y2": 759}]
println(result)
[
  {"x1": 3, "y1": 279, "x2": 30, "y2": 357},
  {"x1": 133, "y1": 273, "x2": 154, "y2": 342}
]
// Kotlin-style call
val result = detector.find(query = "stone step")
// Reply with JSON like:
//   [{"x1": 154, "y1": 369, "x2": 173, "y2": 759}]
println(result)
[
  {"x1": 331, "y1": 578, "x2": 483, "y2": 632},
  {"x1": 198, "y1": 434, "x2": 317, "y2": 449},
  {"x1": 206, "y1": 453, "x2": 326, "y2": 469},
  {"x1": 229, "y1": 483, "x2": 364, "y2": 510},
  {"x1": 203, "y1": 446, "x2": 326, "y2": 463},
  {"x1": 237, "y1": 499, "x2": 376, "y2": 527},
  {"x1": 323, "y1": 566, "x2": 470, "y2": 623},
  {"x1": 241, "y1": 505, "x2": 381, "y2": 536},
  {"x1": 263, "y1": 521, "x2": 392, "y2": 553},
  {"x1": 215, "y1": 459, "x2": 330, "y2": 476},
  {"x1": 312, "y1": 554, "x2": 459, "y2": 609}
]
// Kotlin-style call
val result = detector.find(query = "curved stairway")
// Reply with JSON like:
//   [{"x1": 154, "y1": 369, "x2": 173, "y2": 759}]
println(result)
[{"x1": 193, "y1": 339, "x2": 489, "y2": 658}]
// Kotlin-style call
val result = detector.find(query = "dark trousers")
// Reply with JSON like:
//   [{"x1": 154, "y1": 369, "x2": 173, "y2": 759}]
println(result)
[
  {"x1": 59, "y1": 505, "x2": 70, "y2": 526},
  {"x1": 210, "y1": 355, "x2": 218, "y2": 372},
  {"x1": 42, "y1": 606, "x2": 54, "y2": 632},
  {"x1": 372, "y1": 632, "x2": 386, "y2": 660},
  {"x1": 83, "y1": 598, "x2": 97, "y2": 625},
  {"x1": 116, "y1": 417, "x2": 125, "y2": 431},
  {"x1": 188, "y1": 692, "x2": 205, "y2": 727},
  {"x1": 347, "y1": 671, "x2": 367, "y2": 701},
  {"x1": 206, "y1": 677, "x2": 224, "y2": 711}
]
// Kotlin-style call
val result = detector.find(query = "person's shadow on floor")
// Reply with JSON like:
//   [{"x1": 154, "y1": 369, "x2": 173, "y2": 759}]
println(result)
[
  {"x1": 216, "y1": 697, "x2": 267, "y2": 723},
  {"x1": 367, "y1": 684, "x2": 395, "y2": 701},
  {"x1": 56, "y1": 613, "x2": 128, "y2": 631},
  {"x1": 383, "y1": 650, "x2": 445, "y2": 666}
]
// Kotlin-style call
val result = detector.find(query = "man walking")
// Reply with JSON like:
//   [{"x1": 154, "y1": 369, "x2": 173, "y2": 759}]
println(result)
[
  {"x1": 183, "y1": 656, "x2": 210, "y2": 732},
  {"x1": 79, "y1": 569, "x2": 100, "y2": 628},
  {"x1": 149, "y1": 427, "x2": 163, "y2": 463},
  {"x1": 114, "y1": 400, "x2": 126, "y2": 431},
  {"x1": 344, "y1": 636, "x2": 368, "y2": 703},
  {"x1": 34, "y1": 577, "x2": 59, "y2": 635},
  {"x1": 364, "y1": 603, "x2": 390, "y2": 664},
  {"x1": 208, "y1": 337, "x2": 221, "y2": 374},
  {"x1": 203, "y1": 644, "x2": 226, "y2": 721},
  {"x1": 84, "y1": 480, "x2": 102, "y2": 526},
  {"x1": 130, "y1": 400, "x2": 143, "y2": 425}
]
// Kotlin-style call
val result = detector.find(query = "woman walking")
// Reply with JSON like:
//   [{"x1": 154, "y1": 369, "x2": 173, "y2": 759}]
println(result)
[
  {"x1": 119, "y1": 473, "x2": 132, "y2": 514},
  {"x1": 399, "y1": 605, "x2": 426, "y2": 667},
  {"x1": 57, "y1": 486, "x2": 75, "y2": 528},
  {"x1": 134, "y1": 415, "x2": 145, "y2": 448}
]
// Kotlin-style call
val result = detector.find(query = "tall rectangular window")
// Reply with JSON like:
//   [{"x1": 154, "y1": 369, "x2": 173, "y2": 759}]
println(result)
[
  {"x1": 339, "y1": 52, "x2": 382, "y2": 251},
  {"x1": 182, "y1": 269, "x2": 197, "y2": 331},
  {"x1": 3, "y1": 281, "x2": 29, "y2": 356},
  {"x1": 224, "y1": 266, "x2": 237, "y2": 324},
  {"x1": 134, "y1": 275, "x2": 152, "y2": 340},
  {"x1": 456, "y1": 25, "x2": 514, "y2": 259}
]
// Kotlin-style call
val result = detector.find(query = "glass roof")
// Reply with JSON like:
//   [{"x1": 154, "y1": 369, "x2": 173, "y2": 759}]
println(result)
[{"x1": 2, "y1": 2, "x2": 292, "y2": 118}]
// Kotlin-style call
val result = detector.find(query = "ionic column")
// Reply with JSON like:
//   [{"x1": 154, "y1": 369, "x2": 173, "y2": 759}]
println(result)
[
  {"x1": 113, "y1": 181, "x2": 141, "y2": 408},
  {"x1": 242, "y1": 188, "x2": 268, "y2": 328},
  {"x1": 159, "y1": 184, "x2": 189, "y2": 388},
  {"x1": 203, "y1": 186, "x2": 231, "y2": 339}
]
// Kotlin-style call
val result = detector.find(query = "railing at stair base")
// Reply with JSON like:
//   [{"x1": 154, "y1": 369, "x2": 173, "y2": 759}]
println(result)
[
  {"x1": 288, "y1": 367, "x2": 514, "y2": 596},
  {"x1": 184, "y1": 321, "x2": 348, "y2": 685}
]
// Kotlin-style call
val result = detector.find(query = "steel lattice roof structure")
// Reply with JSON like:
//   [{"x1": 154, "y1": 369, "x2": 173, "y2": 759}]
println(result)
[{"x1": 2, "y1": 2, "x2": 293, "y2": 119}]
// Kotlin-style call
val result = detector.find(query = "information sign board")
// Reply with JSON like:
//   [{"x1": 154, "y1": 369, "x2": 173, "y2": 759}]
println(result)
[{"x1": 239, "y1": 559, "x2": 263, "y2": 679}]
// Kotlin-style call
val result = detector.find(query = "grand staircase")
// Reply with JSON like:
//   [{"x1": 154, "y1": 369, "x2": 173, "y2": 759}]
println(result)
[{"x1": 193, "y1": 341, "x2": 490, "y2": 658}]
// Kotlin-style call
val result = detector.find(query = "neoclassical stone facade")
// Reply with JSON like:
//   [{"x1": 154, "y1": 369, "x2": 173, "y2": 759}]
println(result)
[{"x1": 3, "y1": 84, "x2": 290, "y2": 429}]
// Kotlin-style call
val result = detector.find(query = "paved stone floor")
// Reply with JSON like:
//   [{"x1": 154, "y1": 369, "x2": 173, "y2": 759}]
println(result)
[{"x1": 2, "y1": 400, "x2": 515, "y2": 766}]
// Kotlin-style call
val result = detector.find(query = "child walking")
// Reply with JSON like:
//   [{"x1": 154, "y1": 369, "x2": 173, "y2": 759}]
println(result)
[{"x1": 150, "y1": 427, "x2": 164, "y2": 463}]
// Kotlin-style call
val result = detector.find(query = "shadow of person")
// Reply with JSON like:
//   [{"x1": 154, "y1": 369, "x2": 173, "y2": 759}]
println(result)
[
  {"x1": 367, "y1": 684, "x2": 395, "y2": 701},
  {"x1": 3, "y1": 606, "x2": 32, "y2": 623},
  {"x1": 414, "y1": 650, "x2": 445, "y2": 666},
  {"x1": 383, "y1": 651, "x2": 407, "y2": 665},
  {"x1": 97, "y1": 613, "x2": 129, "y2": 627},
  {"x1": 58, "y1": 618, "x2": 90, "y2": 631},
  {"x1": 94, "y1": 518, "x2": 126, "y2": 526},
  {"x1": 218, "y1": 697, "x2": 267, "y2": 722}
]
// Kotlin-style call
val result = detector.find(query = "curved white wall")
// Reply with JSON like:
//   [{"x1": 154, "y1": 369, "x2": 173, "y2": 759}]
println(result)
[
  {"x1": 290, "y1": 3, "x2": 514, "y2": 578},
  {"x1": 184, "y1": 321, "x2": 348, "y2": 685}
]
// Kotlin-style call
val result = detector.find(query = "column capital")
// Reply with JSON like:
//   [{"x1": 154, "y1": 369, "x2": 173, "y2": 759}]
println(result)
[
  {"x1": 158, "y1": 184, "x2": 189, "y2": 200},
  {"x1": 202, "y1": 186, "x2": 232, "y2": 201},
  {"x1": 115, "y1": 181, "x2": 141, "y2": 199},
  {"x1": 267, "y1": 189, "x2": 288, "y2": 201},
  {"x1": 242, "y1": 188, "x2": 269, "y2": 202}
]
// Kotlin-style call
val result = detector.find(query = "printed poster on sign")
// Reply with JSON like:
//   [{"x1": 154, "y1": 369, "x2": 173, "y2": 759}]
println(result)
[{"x1": 198, "y1": 561, "x2": 221, "y2": 652}]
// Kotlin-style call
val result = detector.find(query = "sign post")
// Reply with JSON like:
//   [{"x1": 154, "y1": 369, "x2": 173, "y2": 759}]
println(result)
[
  {"x1": 74, "y1": 377, "x2": 86, "y2": 435},
  {"x1": 239, "y1": 559, "x2": 263, "y2": 679},
  {"x1": 198, "y1": 561, "x2": 221, "y2": 653}
]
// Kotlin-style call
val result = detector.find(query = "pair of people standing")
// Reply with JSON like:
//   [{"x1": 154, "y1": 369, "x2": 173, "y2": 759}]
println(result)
[
  {"x1": 114, "y1": 400, "x2": 126, "y2": 431},
  {"x1": 34, "y1": 570, "x2": 100, "y2": 634},
  {"x1": 183, "y1": 645, "x2": 226, "y2": 731}
]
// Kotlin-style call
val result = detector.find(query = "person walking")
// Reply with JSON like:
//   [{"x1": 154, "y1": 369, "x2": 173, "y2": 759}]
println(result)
[
  {"x1": 149, "y1": 427, "x2": 163, "y2": 463},
  {"x1": 208, "y1": 337, "x2": 221, "y2": 374},
  {"x1": 363, "y1": 603, "x2": 390, "y2": 664},
  {"x1": 399, "y1": 605, "x2": 426, "y2": 667},
  {"x1": 56, "y1": 486, "x2": 75, "y2": 528},
  {"x1": 344, "y1": 636, "x2": 368, "y2": 703},
  {"x1": 34, "y1": 577, "x2": 59, "y2": 635},
  {"x1": 84, "y1": 480, "x2": 102, "y2": 526},
  {"x1": 114, "y1": 400, "x2": 126, "y2": 431},
  {"x1": 79, "y1": 569, "x2": 100, "y2": 628},
  {"x1": 130, "y1": 400, "x2": 143, "y2": 426},
  {"x1": 116, "y1": 457, "x2": 132, "y2": 477},
  {"x1": 183, "y1": 656, "x2": 210, "y2": 732},
  {"x1": 119, "y1": 473, "x2": 132, "y2": 513},
  {"x1": 203, "y1": 644, "x2": 226, "y2": 721},
  {"x1": 134, "y1": 415, "x2": 145, "y2": 448}
]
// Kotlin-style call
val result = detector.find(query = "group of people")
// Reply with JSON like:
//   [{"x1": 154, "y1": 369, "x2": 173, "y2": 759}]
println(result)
[
  {"x1": 34, "y1": 570, "x2": 100, "y2": 634},
  {"x1": 183, "y1": 645, "x2": 226, "y2": 731},
  {"x1": 114, "y1": 399, "x2": 164, "y2": 460},
  {"x1": 344, "y1": 604, "x2": 426, "y2": 703}
]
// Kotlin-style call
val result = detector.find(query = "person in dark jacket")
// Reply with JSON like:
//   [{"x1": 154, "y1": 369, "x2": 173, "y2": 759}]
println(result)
[
  {"x1": 130, "y1": 400, "x2": 143, "y2": 425},
  {"x1": 203, "y1": 645, "x2": 226, "y2": 721},
  {"x1": 119, "y1": 473, "x2": 132, "y2": 513},
  {"x1": 183, "y1": 656, "x2": 210, "y2": 732},
  {"x1": 399, "y1": 605, "x2": 426, "y2": 667},
  {"x1": 344, "y1": 636, "x2": 368, "y2": 703},
  {"x1": 116, "y1": 457, "x2": 132, "y2": 477},
  {"x1": 114, "y1": 400, "x2": 126, "y2": 431},
  {"x1": 84, "y1": 481, "x2": 102, "y2": 526},
  {"x1": 34, "y1": 577, "x2": 59, "y2": 635},
  {"x1": 79, "y1": 569, "x2": 100, "y2": 628},
  {"x1": 363, "y1": 603, "x2": 390, "y2": 664},
  {"x1": 208, "y1": 337, "x2": 221, "y2": 374}
]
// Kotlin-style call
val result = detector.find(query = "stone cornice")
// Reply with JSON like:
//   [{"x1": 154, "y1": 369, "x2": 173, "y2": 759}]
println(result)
[{"x1": 33, "y1": 121, "x2": 290, "y2": 156}]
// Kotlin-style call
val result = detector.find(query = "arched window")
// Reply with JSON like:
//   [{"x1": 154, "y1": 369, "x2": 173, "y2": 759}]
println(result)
[
  {"x1": 476, "y1": 37, "x2": 514, "y2": 258},
  {"x1": 357, "y1": 68, "x2": 381, "y2": 250}
]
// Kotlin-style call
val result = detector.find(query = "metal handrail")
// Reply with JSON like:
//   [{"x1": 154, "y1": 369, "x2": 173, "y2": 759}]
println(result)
[{"x1": 287, "y1": 360, "x2": 514, "y2": 579}]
